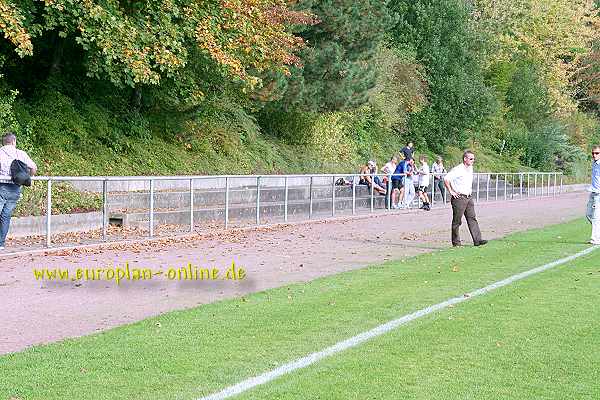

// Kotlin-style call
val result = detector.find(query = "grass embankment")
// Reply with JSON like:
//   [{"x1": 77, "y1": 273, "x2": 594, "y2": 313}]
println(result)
[{"x1": 1, "y1": 219, "x2": 598, "y2": 399}]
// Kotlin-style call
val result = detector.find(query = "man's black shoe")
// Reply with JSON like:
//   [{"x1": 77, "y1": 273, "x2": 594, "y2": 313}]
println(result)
[
  {"x1": 452, "y1": 243, "x2": 461, "y2": 247},
  {"x1": 474, "y1": 240, "x2": 488, "y2": 246}
]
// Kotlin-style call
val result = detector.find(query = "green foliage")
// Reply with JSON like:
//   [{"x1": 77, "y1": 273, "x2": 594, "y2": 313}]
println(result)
[
  {"x1": 0, "y1": 84, "x2": 34, "y2": 154},
  {"x1": 258, "y1": 107, "x2": 316, "y2": 145},
  {"x1": 15, "y1": 182, "x2": 101, "y2": 217},
  {"x1": 368, "y1": 46, "x2": 429, "y2": 131},
  {"x1": 388, "y1": 0, "x2": 497, "y2": 152},
  {"x1": 0, "y1": 0, "x2": 315, "y2": 98},
  {"x1": 504, "y1": 120, "x2": 585, "y2": 172},
  {"x1": 275, "y1": 0, "x2": 395, "y2": 112},
  {"x1": 505, "y1": 61, "x2": 552, "y2": 129}
]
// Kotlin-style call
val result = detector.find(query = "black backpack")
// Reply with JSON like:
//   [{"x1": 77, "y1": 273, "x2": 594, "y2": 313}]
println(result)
[
  {"x1": 10, "y1": 159, "x2": 31, "y2": 186},
  {"x1": 2, "y1": 148, "x2": 31, "y2": 186}
]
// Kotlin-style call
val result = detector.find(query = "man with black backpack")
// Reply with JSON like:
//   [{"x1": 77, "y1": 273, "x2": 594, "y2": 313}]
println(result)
[{"x1": 0, "y1": 132, "x2": 37, "y2": 250}]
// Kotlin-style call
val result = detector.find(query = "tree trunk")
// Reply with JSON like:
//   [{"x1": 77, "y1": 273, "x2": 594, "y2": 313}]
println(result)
[
  {"x1": 131, "y1": 85, "x2": 142, "y2": 112},
  {"x1": 48, "y1": 33, "x2": 65, "y2": 78}
]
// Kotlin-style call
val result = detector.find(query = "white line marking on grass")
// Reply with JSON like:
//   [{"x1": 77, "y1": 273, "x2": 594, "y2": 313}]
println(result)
[{"x1": 198, "y1": 245, "x2": 598, "y2": 400}]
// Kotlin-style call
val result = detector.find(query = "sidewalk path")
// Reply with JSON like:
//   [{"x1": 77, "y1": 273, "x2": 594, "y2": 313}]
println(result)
[{"x1": 0, "y1": 192, "x2": 587, "y2": 354}]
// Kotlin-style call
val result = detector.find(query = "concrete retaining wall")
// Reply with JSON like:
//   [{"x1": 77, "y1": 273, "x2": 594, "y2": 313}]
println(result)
[{"x1": 8, "y1": 212, "x2": 102, "y2": 238}]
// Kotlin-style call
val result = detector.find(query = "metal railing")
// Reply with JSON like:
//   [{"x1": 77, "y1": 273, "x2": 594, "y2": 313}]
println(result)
[{"x1": 1, "y1": 171, "x2": 564, "y2": 248}]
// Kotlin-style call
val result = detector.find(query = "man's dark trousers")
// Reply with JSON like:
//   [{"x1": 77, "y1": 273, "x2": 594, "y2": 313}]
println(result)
[{"x1": 450, "y1": 195, "x2": 482, "y2": 246}]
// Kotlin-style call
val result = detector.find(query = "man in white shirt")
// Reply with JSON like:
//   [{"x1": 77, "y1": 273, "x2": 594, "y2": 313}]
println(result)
[
  {"x1": 444, "y1": 150, "x2": 486, "y2": 247},
  {"x1": 382, "y1": 156, "x2": 398, "y2": 176},
  {"x1": 586, "y1": 145, "x2": 600, "y2": 244},
  {"x1": 381, "y1": 155, "x2": 398, "y2": 189},
  {"x1": 0, "y1": 132, "x2": 37, "y2": 250}
]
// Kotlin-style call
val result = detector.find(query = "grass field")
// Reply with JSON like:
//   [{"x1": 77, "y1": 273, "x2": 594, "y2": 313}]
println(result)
[{"x1": 1, "y1": 219, "x2": 598, "y2": 400}]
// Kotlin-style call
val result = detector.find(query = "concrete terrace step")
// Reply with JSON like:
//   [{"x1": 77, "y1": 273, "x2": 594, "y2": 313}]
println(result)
[
  {"x1": 107, "y1": 184, "x2": 363, "y2": 211},
  {"x1": 113, "y1": 195, "x2": 390, "y2": 228}
]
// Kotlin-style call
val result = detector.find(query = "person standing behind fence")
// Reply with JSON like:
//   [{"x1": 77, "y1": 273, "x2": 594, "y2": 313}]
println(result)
[
  {"x1": 586, "y1": 145, "x2": 600, "y2": 245},
  {"x1": 444, "y1": 150, "x2": 487, "y2": 247},
  {"x1": 0, "y1": 132, "x2": 37, "y2": 250},
  {"x1": 402, "y1": 158, "x2": 416, "y2": 208},
  {"x1": 401, "y1": 142, "x2": 414, "y2": 161},
  {"x1": 391, "y1": 158, "x2": 408, "y2": 208},
  {"x1": 432, "y1": 156, "x2": 446, "y2": 202},
  {"x1": 417, "y1": 155, "x2": 431, "y2": 211}
]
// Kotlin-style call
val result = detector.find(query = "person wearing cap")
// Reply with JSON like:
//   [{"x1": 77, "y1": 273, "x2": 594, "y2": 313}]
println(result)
[
  {"x1": 444, "y1": 150, "x2": 487, "y2": 247},
  {"x1": 0, "y1": 131, "x2": 37, "y2": 250}
]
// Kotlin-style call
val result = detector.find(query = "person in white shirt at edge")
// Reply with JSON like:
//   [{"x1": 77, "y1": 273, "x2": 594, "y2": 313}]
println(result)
[
  {"x1": 0, "y1": 132, "x2": 37, "y2": 250},
  {"x1": 586, "y1": 145, "x2": 600, "y2": 245},
  {"x1": 444, "y1": 150, "x2": 487, "y2": 247},
  {"x1": 381, "y1": 155, "x2": 398, "y2": 188},
  {"x1": 416, "y1": 154, "x2": 431, "y2": 211}
]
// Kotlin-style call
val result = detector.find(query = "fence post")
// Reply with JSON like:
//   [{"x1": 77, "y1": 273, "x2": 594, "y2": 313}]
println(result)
[
  {"x1": 102, "y1": 179, "x2": 107, "y2": 241},
  {"x1": 495, "y1": 174, "x2": 499, "y2": 200},
  {"x1": 225, "y1": 177, "x2": 230, "y2": 229},
  {"x1": 476, "y1": 174, "x2": 480, "y2": 203},
  {"x1": 560, "y1": 175, "x2": 563, "y2": 194},
  {"x1": 486, "y1": 173, "x2": 490, "y2": 202},
  {"x1": 510, "y1": 174, "x2": 514, "y2": 200},
  {"x1": 534, "y1": 174, "x2": 538, "y2": 197},
  {"x1": 46, "y1": 179, "x2": 52, "y2": 247},
  {"x1": 284, "y1": 176, "x2": 288, "y2": 223},
  {"x1": 352, "y1": 176, "x2": 356, "y2": 215},
  {"x1": 370, "y1": 173, "x2": 374, "y2": 213},
  {"x1": 256, "y1": 176, "x2": 261, "y2": 225},
  {"x1": 519, "y1": 173, "x2": 523, "y2": 198},
  {"x1": 149, "y1": 179, "x2": 154, "y2": 237},
  {"x1": 189, "y1": 178, "x2": 194, "y2": 233},
  {"x1": 417, "y1": 175, "x2": 422, "y2": 209},
  {"x1": 431, "y1": 174, "x2": 435, "y2": 207},
  {"x1": 388, "y1": 174, "x2": 393, "y2": 210},
  {"x1": 547, "y1": 173, "x2": 551, "y2": 197},
  {"x1": 332, "y1": 175, "x2": 336, "y2": 216},
  {"x1": 309, "y1": 176, "x2": 313, "y2": 219}
]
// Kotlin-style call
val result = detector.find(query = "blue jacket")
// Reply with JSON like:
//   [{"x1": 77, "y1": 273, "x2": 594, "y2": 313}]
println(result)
[{"x1": 391, "y1": 161, "x2": 408, "y2": 182}]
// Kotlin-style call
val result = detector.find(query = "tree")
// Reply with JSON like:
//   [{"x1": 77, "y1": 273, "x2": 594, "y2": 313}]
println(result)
[
  {"x1": 0, "y1": 0, "x2": 315, "y2": 92},
  {"x1": 388, "y1": 0, "x2": 496, "y2": 151},
  {"x1": 274, "y1": 0, "x2": 395, "y2": 112},
  {"x1": 472, "y1": 0, "x2": 599, "y2": 116}
]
